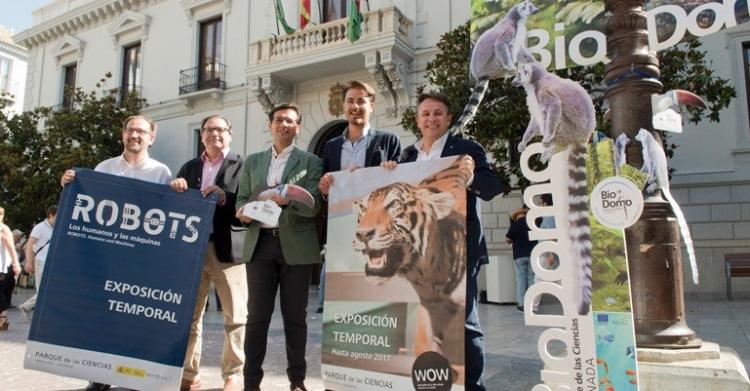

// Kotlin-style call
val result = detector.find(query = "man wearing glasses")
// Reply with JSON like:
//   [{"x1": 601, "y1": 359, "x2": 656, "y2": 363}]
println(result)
[
  {"x1": 61, "y1": 114, "x2": 172, "y2": 391},
  {"x1": 170, "y1": 115, "x2": 246, "y2": 391},
  {"x1": 235, "y1": 104, "x2": 322, "y2": 391}
]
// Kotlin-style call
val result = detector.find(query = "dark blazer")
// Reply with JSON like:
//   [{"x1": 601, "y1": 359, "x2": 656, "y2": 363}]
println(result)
[
  {"x1": 400, "y1": 134, "x2": 507, "y2": 267},
  {"x1": 322, "y1": 128, "x2": 401, "y2": 173},
  {"x1": 176, "y1": 151, "x2": 243, "y2": 263}
]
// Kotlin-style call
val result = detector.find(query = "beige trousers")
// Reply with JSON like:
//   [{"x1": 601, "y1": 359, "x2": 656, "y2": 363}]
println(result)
[{"x1": 183, "y1": 242, "x2": 248, "y2": 381}]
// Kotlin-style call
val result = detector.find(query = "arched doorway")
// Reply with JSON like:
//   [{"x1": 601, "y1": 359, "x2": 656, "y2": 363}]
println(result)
[
  {"x1": 309, "y1": 119, "x2": 348, "y2": 287},
  {"x1": 309, "y1": 119, "x2": 348, "y2": 156}
]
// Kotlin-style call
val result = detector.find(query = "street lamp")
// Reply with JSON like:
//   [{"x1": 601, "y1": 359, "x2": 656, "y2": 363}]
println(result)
[{"x1": 603, "y1": 0, "x2": 701, "y2": 348}]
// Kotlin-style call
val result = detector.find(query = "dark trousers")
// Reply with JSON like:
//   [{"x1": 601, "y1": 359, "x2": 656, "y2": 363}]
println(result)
[
  {"x1": 465, "y1": 262, "x2": 486, "y2": 391},
  {"x1": 0, "y1": 266, "x2": 15, "y2": 313},
  {"x1": 243, "y1": 231, "x2": 313, "y2": 388}
]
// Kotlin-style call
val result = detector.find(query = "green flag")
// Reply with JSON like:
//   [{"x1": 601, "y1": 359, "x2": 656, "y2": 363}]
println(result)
[
  {"x1": 274, "y1": 0, "x2": 296, "y2": 35},
  {"x1": 347, "y1": 0, "x2": 362, "y2": 43}
]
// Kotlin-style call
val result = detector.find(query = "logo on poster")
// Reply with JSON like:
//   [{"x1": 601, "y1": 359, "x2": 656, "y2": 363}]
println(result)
[
  {"x1": 591, "y1": 177, "x2": 644, "y2": 230},
  {"x1": 411, "y1": 351, "x2": 452, "y2": 391}
]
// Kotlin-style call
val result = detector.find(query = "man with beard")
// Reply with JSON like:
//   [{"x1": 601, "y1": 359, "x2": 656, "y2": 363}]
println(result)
[
  {"x1": 170, "y1": 115, "x2": 246, "y2": 391},
  {"x1": 61, "y1": 114, "x2": 171, "y2": 391},
  {"x1": 316, "y1": 80, "x2": 400, "y2": 313},
  {"x1": 235, "y1": 103, "x2": 322, "y2": 391}
]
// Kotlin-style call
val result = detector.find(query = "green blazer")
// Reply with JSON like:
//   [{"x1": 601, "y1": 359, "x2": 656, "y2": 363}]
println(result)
[{"x1": 236, "y1": 146, "x2": 323, "y2": 265}]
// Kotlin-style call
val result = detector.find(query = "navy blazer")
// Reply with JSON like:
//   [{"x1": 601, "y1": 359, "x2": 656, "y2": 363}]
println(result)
[
  {"x1": 400, "y1": 134, "x2": 507, "y2": 267},
  {"x1": 176, "y1": 151, "x2": 243, "y2": 263},
  {"x1": 322, "y1": 128, "x2": 401, "y2": 173}
]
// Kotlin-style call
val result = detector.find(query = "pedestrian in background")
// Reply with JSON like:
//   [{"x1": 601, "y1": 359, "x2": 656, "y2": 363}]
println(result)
[
  {"x1": 18, "y1": 206, "x2": 56, "y2": 321},
  {"x1": 506, "y1": 205, "x2": 537, "y2": 312},
  {"x1": 0, "y1": 206, "x2": 21, "y2": 330}
]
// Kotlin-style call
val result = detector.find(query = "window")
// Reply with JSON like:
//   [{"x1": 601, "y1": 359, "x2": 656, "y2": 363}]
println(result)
[
  {"x1": 199, "y1": 17, "x2": 222, "y2": 88},
  {"x1": 194, "y1": 128, "x2": 205, "y2": 157},
  {"x1": 62, "y1": 63, "x2": 77, "y2": 109},
  {"x1": 121, "y1": 42, "x2": 141, "y2": 96},
  {"x1": 0, "y1": 56, "x2": 11, "y2": 92},
  {"x1": 322, "y1": 0, "x2": 347, "y2": 23}
]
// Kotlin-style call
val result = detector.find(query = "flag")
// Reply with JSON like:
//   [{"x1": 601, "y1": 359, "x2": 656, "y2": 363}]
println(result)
[
  {"x1": 300, "y1": 0, "x2": 311, "y2": 29},
  {"x1": 274, "y1": 0, "x2": 296, "y2": 35},
  {"x1": 347, "y1": 0, "x2": 362, "y2": 43}
]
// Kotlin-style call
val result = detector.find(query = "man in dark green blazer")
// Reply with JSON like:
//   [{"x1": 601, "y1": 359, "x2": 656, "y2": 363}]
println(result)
[{"x1": 235, "y1": 103, "x2": 322, "y2": 391}]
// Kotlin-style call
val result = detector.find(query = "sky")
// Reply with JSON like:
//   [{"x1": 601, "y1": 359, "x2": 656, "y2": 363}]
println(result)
[{"x1": 0, "y1": 0, "x2": 54, "y2": 35}]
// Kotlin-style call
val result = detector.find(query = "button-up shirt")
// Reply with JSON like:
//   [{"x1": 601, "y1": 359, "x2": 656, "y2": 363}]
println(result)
[
  {"x1": 200, "y1": 148, "x2": 229, "y2": 191},
  {"x1": 415, "y1": 132, "x2": 449, "y2": 162},
  {"x1": 267, "y1": 144, "x2": 294, "y2": 187},
  {"x1": 262, "y1": 144, "x2": 294, "y2": 228},
  {"x1": 340, "y1": 125, "x2": 372, "y2": 170}
]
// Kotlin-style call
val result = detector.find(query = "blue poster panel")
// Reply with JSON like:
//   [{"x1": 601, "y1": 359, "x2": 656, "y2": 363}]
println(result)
[
  {"x1": 24, "y1": 168, "x2": 216, "y2": 391},
  {"x1": 323, "y1": 157, "x2": 467, "y2": 390}
]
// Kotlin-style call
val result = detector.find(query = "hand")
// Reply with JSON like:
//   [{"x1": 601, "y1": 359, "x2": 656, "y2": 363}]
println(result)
[
  {"x1": 236, "y1": 206, "x2": 254, "y2": 224},
  {"x1": 270, "y1": 193, "x2": 289, "y2": 206},
  {"x1": 11, "y1": 263, "x2": 20, "y2": 278},
  {"x1": 61, "y1": 169, "x2": 76, "y2": 186},
  {"x1": 24, "y1": 261, "x2": 33, "y2": 275},
  {"x1": 505, "y1": 238, "x2": 512, "y2": 245},
  {"x1": 458, "y1": 156, "x2": 475, "y2": 184},
  {"x1": 169, "y1": 178, "x2": 188, "y2": 192},
  {"x1": 380, "y1": 161, "x2": 398, "y2": 170},
  {"x1": 202, "y1": 185, "x2": 226, "y2": 205},
  {"x1": 319, "y1": 173, "x2": 334, "y2": 195}
]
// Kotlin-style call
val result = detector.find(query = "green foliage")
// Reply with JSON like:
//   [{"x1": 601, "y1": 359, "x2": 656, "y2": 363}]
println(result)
[
  {"x1": 0, "y1": 73, "x2": 145, "y2": 231},
  {"x1": 402, "y1": 22, "x2": 736, "y2": 188}
]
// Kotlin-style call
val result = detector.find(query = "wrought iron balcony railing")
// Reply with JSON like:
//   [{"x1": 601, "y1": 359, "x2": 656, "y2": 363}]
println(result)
[{"x1": 179, "y1": 61, "x2": 227, "y2": 95}]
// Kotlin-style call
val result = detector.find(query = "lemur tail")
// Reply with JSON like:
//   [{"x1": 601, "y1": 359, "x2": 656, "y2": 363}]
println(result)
[
  {"x1": 662, "y1": 188, "x2": 700, "y2": 284},
  {"x1": 568, "y1": 143, "x2": 593, "y2": 315},
  {"x1": 450, "y1": 77, "x2": 490, "y2": 136}
]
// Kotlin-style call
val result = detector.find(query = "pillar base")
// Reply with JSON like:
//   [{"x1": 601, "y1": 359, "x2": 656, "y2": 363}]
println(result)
[{"x1": 637, "y1": 342, "x2": 750, "y2": 390}]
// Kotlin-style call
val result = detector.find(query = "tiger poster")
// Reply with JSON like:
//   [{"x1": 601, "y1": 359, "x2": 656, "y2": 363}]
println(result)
[{"x1": 322, "y1": 156, "x2": 468, "y2": 391}]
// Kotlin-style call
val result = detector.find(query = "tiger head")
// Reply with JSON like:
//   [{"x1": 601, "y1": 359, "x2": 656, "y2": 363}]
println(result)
[{"x1": 352, "y1": 182, "x2": 455, "y2": 284}]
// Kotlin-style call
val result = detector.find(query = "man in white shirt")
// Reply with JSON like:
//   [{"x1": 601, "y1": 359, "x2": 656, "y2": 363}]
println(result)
[
  {"x1": 61, "y1": 115, "x2": 171, "y2": 185},
  {"x1": 235, "y1": 104, "x2": 322, "y2": 391},
  {"x1": 60, "y1": 114, "x2": 171, "y2": 391},
  {"x1": 18, "y1": 206, "x2": 57, "y2": 320},
  {"x1": 399, "y1": 92, "x2": 506, "y2": 391}
]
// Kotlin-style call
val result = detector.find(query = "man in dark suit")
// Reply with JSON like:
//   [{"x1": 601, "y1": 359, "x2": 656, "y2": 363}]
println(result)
[
  {"x1": 316, "y1": 80, "x2": 401, "y2": 312},
  {"x1": 170, "y1": 115, "x2": 246, "y2": 391},
  {"x1": 236, "y1": 104, "x2": 323, "y2": 391},
  {"x1": 400, "y1": 92, "x2": 507, "y2": 391}
]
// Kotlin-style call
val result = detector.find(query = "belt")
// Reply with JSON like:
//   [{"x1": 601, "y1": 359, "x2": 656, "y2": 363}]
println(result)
[{"x1": 260, "y1": 227, "x2": 280, "y2": 237}]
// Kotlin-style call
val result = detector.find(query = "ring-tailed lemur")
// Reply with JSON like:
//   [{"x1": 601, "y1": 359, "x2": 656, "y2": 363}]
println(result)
[
  {"x1": 634, "y1": 128, "x2": 699, "y2": 284},
  {"x1": 614, "y1": 133, "x2": 630, "y2": 175},
  {"x1": 514, "y1": 61, "x2": 596, "y2": 315},
  {"x1": 452, "y1": 0, "x2": 539, "y2": 135}
]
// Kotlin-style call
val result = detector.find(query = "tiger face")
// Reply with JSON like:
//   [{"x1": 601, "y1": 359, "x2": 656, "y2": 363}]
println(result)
[{"x1": 352, "y1": 182, "x2": 455, "y2": 284}]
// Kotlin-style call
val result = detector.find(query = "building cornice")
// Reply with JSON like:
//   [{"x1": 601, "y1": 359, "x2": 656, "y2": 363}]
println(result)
[
  {"x1": 0, "y1": 41, "x2": 29, "y2": 60},
  {"x1": 12, "y1": 0, "x2": 166, "y2": 49}
]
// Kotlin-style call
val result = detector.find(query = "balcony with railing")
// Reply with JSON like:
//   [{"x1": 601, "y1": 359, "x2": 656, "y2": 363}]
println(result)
[
  {"x1": 247, "y1": 6, "x2": 414, "y2": 114},
  {"x1": 179, "y1": 61, "x2": 226, "y2": 95}
]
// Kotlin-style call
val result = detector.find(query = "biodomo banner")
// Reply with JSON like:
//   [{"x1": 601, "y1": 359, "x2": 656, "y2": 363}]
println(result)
[{"x1": 471, "y1": 0, "x2": 749, "y2": 70}]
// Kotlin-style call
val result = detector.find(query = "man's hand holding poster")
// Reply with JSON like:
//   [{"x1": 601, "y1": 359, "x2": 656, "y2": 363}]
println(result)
[
  {"x1": 24, "y1": 169, "x2": 216, "y2": 391},
  {"x1": 323, "y1": 156, "x2": 467, "y2": 391}
]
